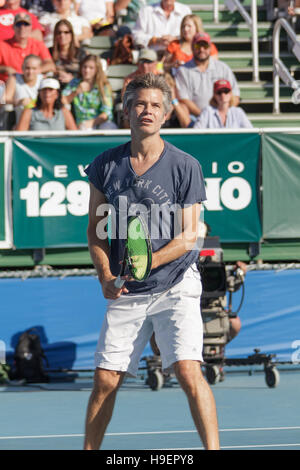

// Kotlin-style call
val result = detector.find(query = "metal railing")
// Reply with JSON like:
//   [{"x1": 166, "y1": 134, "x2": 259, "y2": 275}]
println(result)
[
  {"x1": 214, "y1": 0, "x2": 260, "y2": 82},
  {"x1": 273, "y1": 17, "x2": 300, "y2": 113}
]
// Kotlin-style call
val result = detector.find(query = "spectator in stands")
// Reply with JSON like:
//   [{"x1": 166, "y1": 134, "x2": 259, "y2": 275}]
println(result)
[
  {"x1": 114, "y1": 0, "x2": 158, "y2": 29},
  {"x1": 39, "y1": 0, "x2": 92, "y2": 48},
  {"x1": 175, "y1": 32, "x2": 240, "y2": 119},
  {"x1": 62, "y1": 54, "x2": 117, "y2": 129},
  {"x1": 120, "y1": 50, "x2": 190, "y2": 128},
  {"x1": 0, "y1": 13, "x2": 56, "y2": 82},
  {"x1": 163, "y1": 14, "x2": 218, "y2": 72},
  {"x1": 192, "y1": 79, "x2": 252, "y2": 129},
  {"x1": 163, "y1": 70, "x2": 190, "y2": 128},
  {"x1": 21, "y1": 0, "x2": 54, "y2": 18},
  {"x1": 132, "y1": 0, "x2": 191, "y2": 54},
  {"x1": 16, "y1": 76, "x2": 77, "y2": 129},
  {"x1": 0, "y1": 0, "x2": 44, "y2": 40},
  {"x1": 114, "y1": 0, "x2": 146, "y2": 29},
  {"x1": 121, "y1": 47, "x2": 159, "y2": 97},
  {"x1": 74, "y1": 0, "x2": 114, "y2": 35},
  {"x1": 5, "y1": 54, "x2": 43, "y2": 121},
  {"x1": 50, "y1": 19, "x2": 85, "y2": 86}
]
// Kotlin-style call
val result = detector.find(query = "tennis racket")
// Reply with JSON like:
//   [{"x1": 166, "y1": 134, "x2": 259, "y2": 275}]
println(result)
[{"x1": 114, "y1": 215, "x2": 152, "y2": 288}]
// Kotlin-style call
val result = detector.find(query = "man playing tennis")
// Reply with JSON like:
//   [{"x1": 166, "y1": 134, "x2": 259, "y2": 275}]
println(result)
[{"x1": 84, "y1": 73, "x2": 220, "y2": 450}]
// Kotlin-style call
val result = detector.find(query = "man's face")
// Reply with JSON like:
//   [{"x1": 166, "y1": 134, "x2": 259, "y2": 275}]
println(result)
[
  {"x1": 192, "y1": 41, "x2": 211, "y2": 63},
  {"x1": 137, "y1": 59, "x2": 157, "y2": 75},
  {"x1": 126, "y1": 88, "x2": 167, "y2": 137},
  {"x1": 14, "y1": 20, "x2": 32, "y2": 40},
  {"x1": 161, "y1": 0, "x2": 175, "y2": 13},
  {"x1": 53, "y1": 0, "x2": 71, "y2": 13}
]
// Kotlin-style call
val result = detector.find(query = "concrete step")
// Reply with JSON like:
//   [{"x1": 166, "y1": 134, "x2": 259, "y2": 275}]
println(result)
[
  {"x1": 248, "y1": 112, "x2": 300, "y2": 126},
  {"x1": 183, "y1": 0, "x2": 266, "y2": 6},
  {"x1": 194, "y1": 8, "x2": 267, "y2": 23},
  {"x1": 238, "y1": 82, "x2": 294, "y2": 113},
  {"x1": 219, "y1": 51, "x2": 298, "y2": 69},
  {"x1": 204, "y1": 21, "x2": 272, "y2": 40}
]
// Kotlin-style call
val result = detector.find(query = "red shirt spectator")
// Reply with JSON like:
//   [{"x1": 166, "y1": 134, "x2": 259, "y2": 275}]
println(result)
[
  {"x1": 0, "y1": 12, "x2": 55, "y2": 81},
  {"x1": 0, "y1": 0, "x2": 44, "y2": 41}
]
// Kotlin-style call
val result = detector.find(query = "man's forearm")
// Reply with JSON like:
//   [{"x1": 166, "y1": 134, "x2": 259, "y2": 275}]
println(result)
[
  {"x1": 152, "y1": 204, "x2": 201, "y2": 270},
  {"x1": 152, "y1": 233, "x2": 198, "y2": 270},
  {"x1": 41, "y1": 60, "x2": 56, "y2": 74},
  {"x1": 87, "y1": 228, "x2": 112, "y2": 282},
  {"x1": 180, "y1": 99, "x2": 201, "y2": 116}
]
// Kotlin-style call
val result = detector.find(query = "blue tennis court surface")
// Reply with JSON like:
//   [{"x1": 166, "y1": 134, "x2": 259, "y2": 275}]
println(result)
[{"x1": 1, "y1": 369, "x2": 299, "y2": 450}]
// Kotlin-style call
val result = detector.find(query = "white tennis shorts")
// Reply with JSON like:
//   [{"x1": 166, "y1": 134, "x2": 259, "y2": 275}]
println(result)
[{"x1": 95, "y1": 264, "x2": 204, "y2": 376}]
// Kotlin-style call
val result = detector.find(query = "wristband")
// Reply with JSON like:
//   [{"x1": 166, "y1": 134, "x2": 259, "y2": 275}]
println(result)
[{"x1": 172, "y1": 98, "x2": 179, "y2": 106}]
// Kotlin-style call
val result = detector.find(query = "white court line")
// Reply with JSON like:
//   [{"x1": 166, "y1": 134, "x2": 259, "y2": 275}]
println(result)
[
  {"x1": 158, "y1": 443, "x2": 300, "y2": 450},
  {"x1": 0, "y1": 426, "x2": 300, "y2": 440}
]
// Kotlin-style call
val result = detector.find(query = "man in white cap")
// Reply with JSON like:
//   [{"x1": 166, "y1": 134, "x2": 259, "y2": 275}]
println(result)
[{"x1": 122, "y1": 48, "x2": 159, "y2": 97}]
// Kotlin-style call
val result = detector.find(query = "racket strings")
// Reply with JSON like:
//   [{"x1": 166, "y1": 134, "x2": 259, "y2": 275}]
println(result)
[{"x1": 127, "y1": 217, "x2": 151, "y2": 281}]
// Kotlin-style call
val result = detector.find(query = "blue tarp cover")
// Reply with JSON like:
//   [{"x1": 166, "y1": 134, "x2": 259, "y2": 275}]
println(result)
[{"x1": 1, "y1": 270, "x2": 299, "y2": 369}]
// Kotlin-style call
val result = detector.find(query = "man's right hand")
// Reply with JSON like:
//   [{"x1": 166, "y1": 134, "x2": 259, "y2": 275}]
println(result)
[{"x1": 101, "y1": 277, "x2": 129, "y2": 299}]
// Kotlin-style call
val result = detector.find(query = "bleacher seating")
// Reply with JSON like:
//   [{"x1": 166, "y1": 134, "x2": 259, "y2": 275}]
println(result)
[
  {"x1": 1, "y1": 1, "x2": 300, "y2": 130},
  {"x1": 185, "y1": 0, "x2": 300, "y2": 127}
]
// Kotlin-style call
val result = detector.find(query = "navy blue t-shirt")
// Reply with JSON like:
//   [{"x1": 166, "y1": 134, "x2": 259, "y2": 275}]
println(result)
[{"x1": 85, "y1": 140, "x2": 207, "y2": 294}]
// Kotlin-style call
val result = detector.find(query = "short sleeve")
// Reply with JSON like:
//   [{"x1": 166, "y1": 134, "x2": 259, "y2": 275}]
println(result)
[
  {"x1": 167, "y1": 40, "x2": 180, "y2": 54},
  {"x1": 238, "y1": 108, "x2": 253, "y2": 128},
  {"x1": 177, "y1": 159, "x2": 207, "y2": 206},
  {"x1": 174, "y1": 66, "x2": 190, "y2": 100},
  {"x1": 99, "y1": 85, "x2": 114, "y2": 120},
  {"x1": 193, "y1": 107, "x2": 210, "y2": 129},
  {"x1": 62, "y1": 78, "x2": 78, "y2": 96},
  {"x1": 84, "y1": 154, "x2": 105, "y2": 193}
]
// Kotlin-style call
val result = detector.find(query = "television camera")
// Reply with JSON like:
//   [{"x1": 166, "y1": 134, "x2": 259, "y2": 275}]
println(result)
[{"x1": 141, "y1": 236, "x2": 280, "y2": 390}]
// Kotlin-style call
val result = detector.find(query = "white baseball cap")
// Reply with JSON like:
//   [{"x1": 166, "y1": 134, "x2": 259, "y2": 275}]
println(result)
[{"x1": 39, "y1": 78, "x2": 60, "y2": 90}]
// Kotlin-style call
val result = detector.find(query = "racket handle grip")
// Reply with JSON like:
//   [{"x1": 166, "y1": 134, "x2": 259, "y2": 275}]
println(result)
[{"x1": 114, "y1": 276, "x2": 125, "y2": 289}]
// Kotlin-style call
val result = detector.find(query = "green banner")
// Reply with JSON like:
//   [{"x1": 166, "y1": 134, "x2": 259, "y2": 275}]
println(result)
[
  {"x1": 165, "y1": 133, "x2": 262, "y2": 242},
  {"x1": 12, "y1": 134, "x2": 262, "y2": 249},
  {"x1": 0, "y1": 139, "x2": 12, "y2": 248},
  {"x1": 262, "y1": 133, "x2": 300, "y2": 239}
]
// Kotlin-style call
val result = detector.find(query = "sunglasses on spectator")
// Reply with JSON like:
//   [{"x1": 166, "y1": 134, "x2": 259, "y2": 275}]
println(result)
[
  {"x1": 216, "y1": 89, "x2": 231, "y2": 95},
  {"x1": 15, "y1": 22, "x2": 31, "y2": 27},
  {"x1": 139, "y1": 59, "x2": 154, "y2": 64},
  {"x1": 56, "y1": 30, "x2": 71, "y2": 35},
  {"x1": 193, "y1": 42, "x2": 210, "y2": 49}
]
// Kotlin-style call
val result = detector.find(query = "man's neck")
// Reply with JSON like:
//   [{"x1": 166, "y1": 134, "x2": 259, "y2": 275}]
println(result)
[
  {"x1": 15, "y1": 37, "x2": 29, "y2": 48},
  {"x1": 194, "y1": 57, "x2": 210, "y2": 72},
  {"x1": 130, "y1": 134, "x2": 165, "y2": 165},
  {"x1": 26, "y1": 77, "x2": 38, "y2": 87},
  {"x1": 59, "y1": 9, "x2": 71, "y2": 18},
  {"x1": 161, "y1": 2, "x2": 174, "y2": 18}
]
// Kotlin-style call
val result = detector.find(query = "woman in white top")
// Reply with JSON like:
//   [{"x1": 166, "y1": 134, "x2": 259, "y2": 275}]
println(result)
[
  {"x1": 39, "y1": 0, "x2": 92, "y2": 48},
  {"x1": 193, "y1": 79, "x2": 253, "y2": 129},
  {"x1": 74, "y1": 0, "x2": 114, "y2": 28},
  {"x1": 5, "y1": 54, "x2": 43, "y2": 122}
]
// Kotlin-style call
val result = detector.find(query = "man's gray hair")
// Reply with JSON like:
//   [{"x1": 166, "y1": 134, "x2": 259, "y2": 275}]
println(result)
[{"x1": 123, "y1": 73, "x2": 172, "y2": 114}]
